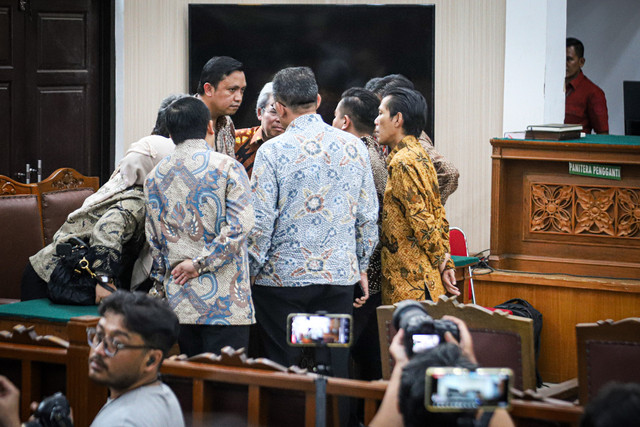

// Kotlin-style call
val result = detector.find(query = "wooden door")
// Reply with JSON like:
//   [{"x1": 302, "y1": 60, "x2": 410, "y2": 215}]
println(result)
[{"x1": 0, "y1": 0, "x2": 109, "y2": 183}]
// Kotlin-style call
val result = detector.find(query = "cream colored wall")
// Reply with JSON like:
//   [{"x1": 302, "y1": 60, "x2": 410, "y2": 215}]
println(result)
[{"x1": 123, "y1": 0, "x2": 505, "y2": 253}]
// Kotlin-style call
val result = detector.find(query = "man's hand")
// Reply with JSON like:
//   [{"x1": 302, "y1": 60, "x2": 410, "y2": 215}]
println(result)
[
  {"x1": 0, "y1": 376, "x2": 21, "y2": 427},
  {"x1": 353, "y1": 272, "x2": 370, "y2": 308},
  {"x1": 441, "y1": 268, "x2": 459, "y2": 296},
  {"x1": 95, "y1": 283, "x2": 115, "y2": 304},
  {"x1": 389, "y1": 329, "x2": 409, "y2": 366},
  {"x1": 442, "y1": 315, "x2": 478, "y2": 364},
  {"x1": 171, "y1": 259, "x2": 199, "y2": 285}
]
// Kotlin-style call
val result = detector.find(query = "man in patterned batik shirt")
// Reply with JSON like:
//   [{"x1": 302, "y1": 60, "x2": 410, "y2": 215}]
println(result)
[
  {"x1": 234, "y1": 82, "x2": 285, "y2": 178},
  {"x1": 145, "y1": 97, "x2": 255, "y2": 356},
  {"x1": 332, "y1": 87, "x2": 387, "y2": 381},
  {"x1": 196, "y1": 56, "x2": 246, "y2": 158},
  {"x1": 249, "y1": 67, "x2": 378, "y2": 379},
  {"x1": 374, "y1": 87, "x2": 459, "y2": 305}
]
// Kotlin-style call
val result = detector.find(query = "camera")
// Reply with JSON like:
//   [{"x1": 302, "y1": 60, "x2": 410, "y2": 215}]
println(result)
[
  {"x1": 392, "y1": 299, "x2": 460, "y2": 357},
  {"x1": 24, "y1": 392, "x2": 73, "y2": 427}
]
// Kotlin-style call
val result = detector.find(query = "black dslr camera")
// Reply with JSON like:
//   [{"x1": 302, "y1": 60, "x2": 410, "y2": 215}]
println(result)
[
  {"x1": 392, "y1": 300, "x2": 460, "y2": 357},
  {"x1": 24, "y1": 392, "x2": 73, "y2": 427}
]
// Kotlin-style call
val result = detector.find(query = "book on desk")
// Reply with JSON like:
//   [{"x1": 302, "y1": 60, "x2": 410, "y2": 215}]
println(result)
[{"x1": 525, "y1": 123, "x2": 583, "y2": 141}]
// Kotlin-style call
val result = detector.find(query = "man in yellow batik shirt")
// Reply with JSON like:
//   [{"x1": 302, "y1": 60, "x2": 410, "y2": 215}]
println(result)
[{"x1": 374, "y1": 87, "x2": 458, "y2": 304}]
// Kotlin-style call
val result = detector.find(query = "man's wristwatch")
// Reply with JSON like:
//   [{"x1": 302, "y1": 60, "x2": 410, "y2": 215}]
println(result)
[{"x1": 192, "y1": 256, "x2": 206, "y2": 275}]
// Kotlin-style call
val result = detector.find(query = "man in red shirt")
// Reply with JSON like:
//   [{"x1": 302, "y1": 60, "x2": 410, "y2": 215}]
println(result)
[{"x1": 565, "y1": 37, "x2": 609, "y2": 134}]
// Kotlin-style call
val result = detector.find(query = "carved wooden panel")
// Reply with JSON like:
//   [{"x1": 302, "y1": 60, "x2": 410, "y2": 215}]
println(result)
[
  {"x1": 530, "y1": 183, "x2": 640, "y2": 238},
  {"x1": 0, "y1": 324, "x2": 69, "y2": 348}
]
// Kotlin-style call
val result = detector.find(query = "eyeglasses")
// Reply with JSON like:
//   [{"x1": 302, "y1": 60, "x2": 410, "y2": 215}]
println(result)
[{"x1": 86, "y1": 327, "x2": 151, "y2": 358}]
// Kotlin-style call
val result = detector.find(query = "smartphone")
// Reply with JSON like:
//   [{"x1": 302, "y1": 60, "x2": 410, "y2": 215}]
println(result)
[
  {"x1": 425, "y1": 367, "x2": 512, "y2": 412},
  {"x1": 287, "y1": 313, "x2": 352, "y2": 347}
]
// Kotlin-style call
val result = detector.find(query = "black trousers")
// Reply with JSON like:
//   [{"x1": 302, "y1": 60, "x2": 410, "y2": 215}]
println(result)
[
  {"x1": 351, "y1": 291, "x2": 382, "y2": 380},
  {"x1": 178, "y1": 324, "x2": 250, "y2": 357},
  {"x1": 252, "y1": 284, "x2": 354, "y2": 377}
]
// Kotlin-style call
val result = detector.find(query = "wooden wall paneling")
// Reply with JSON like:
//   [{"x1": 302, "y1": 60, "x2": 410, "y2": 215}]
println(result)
[{"x1": 474, "y1": 271, "x2": 640, "y2": 383}]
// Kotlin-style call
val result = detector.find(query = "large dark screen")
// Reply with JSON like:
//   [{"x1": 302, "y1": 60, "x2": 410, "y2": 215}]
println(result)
[{"x1": 189, "y1": 4, "x2": 435, "y2": 139}]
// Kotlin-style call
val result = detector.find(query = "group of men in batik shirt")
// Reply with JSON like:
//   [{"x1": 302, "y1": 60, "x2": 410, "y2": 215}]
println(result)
[{"x1": 144, "y1": 57, "x2": 461, "y2": 386}]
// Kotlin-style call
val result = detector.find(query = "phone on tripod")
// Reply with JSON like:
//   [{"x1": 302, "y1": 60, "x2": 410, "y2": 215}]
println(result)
[{"x1": 287, "y1": 313, "x2": 352, "y2": 347}]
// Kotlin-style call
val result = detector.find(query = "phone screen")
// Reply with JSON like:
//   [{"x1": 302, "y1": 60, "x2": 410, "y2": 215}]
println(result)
[
  {"x1": 425, "y1": 368, "x2": 512, "y2": 411},
  {"x1": 412, "y1": 334, "x2": 440, "y2": 353},
  {"x1": 287, "y1": 313, "x2": 352, "y2": 347}
]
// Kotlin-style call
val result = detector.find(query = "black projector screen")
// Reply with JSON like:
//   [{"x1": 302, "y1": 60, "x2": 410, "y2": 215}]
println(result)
[{"x1": 189, "y1": 4, "x2": 435, "y2": 140}]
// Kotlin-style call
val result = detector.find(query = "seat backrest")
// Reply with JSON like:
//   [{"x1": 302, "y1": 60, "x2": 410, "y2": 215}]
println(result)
[
  {"x1": 576, "y1": 318, "x2": 640, "y2": 405},
  {"x1": 36, "y1": 168, "x2": 99, "y2": 195},
  {"x1": 0, "y1": 175, "x2": 36, "y2": 196},
  {"x1": 449, "y1": 227, "x2": 469, "y2": 257},
  {"x1": 0, "y1": 195, "x2": 44, "y2": 301},
  {"x1": 377, "y1": 296, "x2": 536, "y2": 391},
  {"x1": 36, "y1": 168, "x2": 98, "y2": 245},
  {"x1": 40, "y1": 188, "x2": 96, "y2": 245}
]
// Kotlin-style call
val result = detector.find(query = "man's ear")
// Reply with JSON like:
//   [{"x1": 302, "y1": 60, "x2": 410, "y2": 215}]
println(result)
[
  {"x1": 144, "y1": 349, "x2": 163, "y2": 372},
  {"x1": 256, "y1": 107, "x2": 264, "y2": 122},
  {"x1": 275, "y1": 101, "x2": 286, "y2": 118},
  {"x1": 341, "y1": 115, "x2": 351, "y2": 131},
  {"x1": 203, "y1": 82, "x2": 215, "y2": 97},
  {"x1": 207, "y1": 120, "x2": 214, "y2": 135},
  {"x1": 394, "y1": 112, "x2": 404, "y2": 129},
  {"x1": 316, "y1": 94, "x2": 322, "y2": 109},
  {"x1": 579, "y1": 57, "x2": 586, "y2": 68}
]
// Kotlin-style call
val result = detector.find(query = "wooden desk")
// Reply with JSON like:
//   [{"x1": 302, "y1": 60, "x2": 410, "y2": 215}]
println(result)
[{"x1": 490, "y1": 135, "x2": 640, "y2": 279}]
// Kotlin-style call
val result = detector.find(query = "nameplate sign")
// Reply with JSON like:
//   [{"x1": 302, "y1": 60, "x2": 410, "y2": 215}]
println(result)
[{"x1": 568, "y1": 162, "x2": 621, "y2": 180}]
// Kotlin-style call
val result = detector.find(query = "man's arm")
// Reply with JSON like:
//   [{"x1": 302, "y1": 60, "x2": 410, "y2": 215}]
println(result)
[
  {"x1": 419, "y1": 132, "x2": 459, "y2": 205},
  {"x1": 190, "y1": 161, "x2": 255, "y2": 276},
  {"x1": 247, "y1": 147, "x2": 279, "y2": 277},
  {"x1": 355, "y1": 156, "x2": 379, "y2": 274},
  {"x1": 588, "y1": 88, "x2": 609, "y2": 134},
  {"x1": 0, "y1": 376, "x2": 21, "y2": 427}
]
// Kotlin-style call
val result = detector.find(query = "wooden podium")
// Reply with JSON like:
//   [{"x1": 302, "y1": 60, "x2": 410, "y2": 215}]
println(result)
[{"x1": 477, "y1": 135, "x2": 640, "y2": 383}]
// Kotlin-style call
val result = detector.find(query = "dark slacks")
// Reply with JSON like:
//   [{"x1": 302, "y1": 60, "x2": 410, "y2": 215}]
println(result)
[
  {"x1": 178, "y1": 324, "x2": 250, "y2": 357},
  {"x1": 252, "y1": 284, "x2": 354, "y2": 377}
]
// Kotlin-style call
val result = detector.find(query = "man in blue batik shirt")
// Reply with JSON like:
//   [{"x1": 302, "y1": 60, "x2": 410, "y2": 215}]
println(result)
[{"x1": 248, "y1": 66, "x2": 378, "y2": 378}]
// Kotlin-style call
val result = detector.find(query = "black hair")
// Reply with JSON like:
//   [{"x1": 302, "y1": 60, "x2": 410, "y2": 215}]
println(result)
[
  {"x1": 399, "y1": 343, "x2": 478, "y2": 427},
  {"x1": 580, "y1": 382, "x2": 640, "y2": 427},
  {"x1": 366, "y1": 74, "x2": 415, "y2": 98},
  {"x1": 384, "y1": 87, "x2": 427, "y2": 138},
  {"x1": 339, "y1": 87, "x2": 379, "y2": 135},
  {"x1": 152, "y1": 93, "x2": 190, "y2": 137},
  {"x1": 272, "y1": 67, "x2": 318, "y2": 112},
  {"x1": 567, "y1": 37, "x2": 585, "y2": 58},
  {"x1": 99, "y1": 291, "x2": 179, "y2": 358},
  {"x1": 165, "y1": 97, "x2": 211, "y2": 144},
  {"x1": 196, "y1": 56, "x2": 244, "y2": 94}
]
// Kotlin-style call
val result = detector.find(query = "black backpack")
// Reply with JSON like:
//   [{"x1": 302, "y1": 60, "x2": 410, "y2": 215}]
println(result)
[{"x1": 494, "y1": 298, "x2": 543, "y2": 388}]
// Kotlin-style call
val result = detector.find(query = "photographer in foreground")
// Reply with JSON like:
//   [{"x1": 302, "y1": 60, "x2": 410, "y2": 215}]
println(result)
[
  {"x1": 369, "y1": 308, "x2": 513, "y2": 427},
  {"x1": 0, "y1": 291, "x2": 184, "y2": 427}
]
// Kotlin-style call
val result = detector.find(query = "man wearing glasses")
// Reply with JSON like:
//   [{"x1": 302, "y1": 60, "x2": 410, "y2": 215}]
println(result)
[
  {"x1": 0, "y1": 291, "x2": 183, "y2": 427},
  {"x1": 87, "y1": 291, "x2": 184, "y2": 426},
  {"x1": 235, "y1": 82, "x2": 285, "y2": 178}
]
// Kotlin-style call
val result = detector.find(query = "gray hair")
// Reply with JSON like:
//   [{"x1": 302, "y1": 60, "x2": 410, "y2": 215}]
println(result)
[
  {"x1": 152, "y1": 93, "x2": 191, "y2": 137},
  {"x1": 272, "y1": 67, "x2": 318, "y2": 111},
  {"x1": 255, "y1": 82, "x2": 274, "y2": 117}
]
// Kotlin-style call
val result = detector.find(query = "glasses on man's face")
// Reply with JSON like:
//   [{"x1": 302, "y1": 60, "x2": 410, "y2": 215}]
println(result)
[
  {"x1": 265, "y1": 104, "x2": 278, "y2": 116},
  {"x1": 86, "y1": 327, "x2": 150, "y2": 358}
]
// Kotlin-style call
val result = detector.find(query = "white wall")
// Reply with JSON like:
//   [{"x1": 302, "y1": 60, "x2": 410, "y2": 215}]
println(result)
[
  {"x1": 502, "y1": 0, "x2": 566, "y2": 134},
  {"x1": 567, "y1": 0, "x2": 640, "y2": 135}
]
